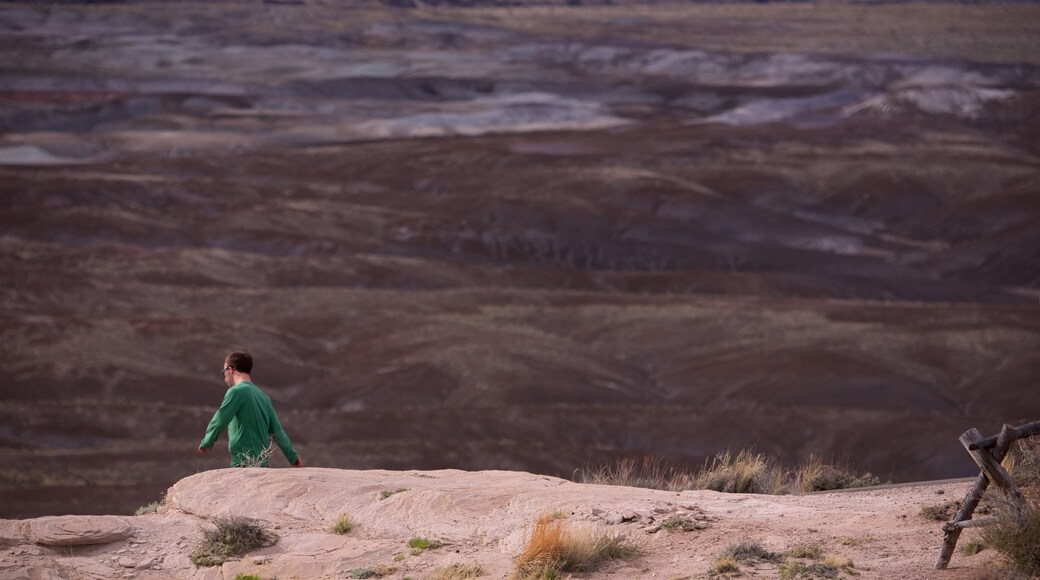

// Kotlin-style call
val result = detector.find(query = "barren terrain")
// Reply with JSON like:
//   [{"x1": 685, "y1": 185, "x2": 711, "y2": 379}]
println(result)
[{"x1": 1, "y1": 0, "x2": 1039, "y2": 518}]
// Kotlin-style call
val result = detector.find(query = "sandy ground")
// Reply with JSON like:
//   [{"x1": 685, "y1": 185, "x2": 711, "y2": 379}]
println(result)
[{"x1": 0, "y1": 468, "x2": 1000, "y2": 579}]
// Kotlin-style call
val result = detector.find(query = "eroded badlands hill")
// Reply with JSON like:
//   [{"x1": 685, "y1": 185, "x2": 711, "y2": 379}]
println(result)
[{"x1": 2, "y1": 0, "x2": 1039, "y2": 517}]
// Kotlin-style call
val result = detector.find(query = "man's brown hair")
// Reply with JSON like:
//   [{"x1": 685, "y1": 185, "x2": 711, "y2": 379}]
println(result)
[{"x1": 226, "y1": 351, "x2": 253, "y2": 374}]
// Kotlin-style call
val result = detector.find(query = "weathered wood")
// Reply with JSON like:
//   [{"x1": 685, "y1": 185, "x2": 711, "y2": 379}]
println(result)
[
  {"x1": 943, "y1": 516, "x2": 999, "y2": 530},
  {"x1": 961, "y1": 427, "x2": 1025, "y2": 503},
  {"x1": 935, "y1": 424, "x2": 1017, "y2": 570},
  {"x1": 967, "y1": 419, "x2": 1040, "y2": 451}
]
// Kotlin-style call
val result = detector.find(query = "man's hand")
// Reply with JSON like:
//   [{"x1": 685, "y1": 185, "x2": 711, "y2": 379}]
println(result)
[
  {"x1": 197, "y1": 446, "x2": 212, "y2": 456},
  {"x1": 292, "y1": 457, "x2": 304, "y2": 468}
]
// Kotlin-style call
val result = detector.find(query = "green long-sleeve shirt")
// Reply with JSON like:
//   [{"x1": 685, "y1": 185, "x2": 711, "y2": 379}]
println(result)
[{"x1": 200, "y1": 381, "x2": 299, "y2": 467}]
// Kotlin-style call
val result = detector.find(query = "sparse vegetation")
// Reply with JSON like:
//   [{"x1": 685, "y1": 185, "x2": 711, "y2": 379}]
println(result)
[
  {"x1": 135, "y1": 495, "x2": 166, "y2": 516},
  {"x1": 698, "y1": 450, "x2": 787, "y2": 494},
  {"x1": 777, "y1": 555, "x2": 854, "y2": 579},
  {"x1": 711, "y1": 541, "x2": 853, "y2": 578},
  {"x1": 981, "y1": 501, "x2": 1040, "y2": 577},
  {"x1": 921, "y1": 501, "x2": 962, "y2": 521},
  {"x1": 708, "y1": 555, "x2": 741, "y2": 576},
  {"x1": 430, "y1": 562, "x2": 485, "y2": 580},
  {"x1": 576, "y1": 456, "x2": 693, "y2": 491},
  {"x1": 720, "y1": 540, "x2": 782, "y2": 564},
  {"x1": 190, "y1": 516, "x2": 278, "y2": 567},
  {"x1": 513, "y1": 514, "x2": 644, "y2": 579},
  {"x1": 822, "y1": 555, "x2": 856, "y2": 575},
  {"x1": 576, "y1": 451, "x2": 883, "y2": 495},
  {"x1": 379, "y1": 488, "x2": 408, "y2": 500},
  {"x1": 235, "y1": 574, "x2": 260, "y2": 580},
  {"x1": 779, "y1": 560, "x2": 835, "y2": 579},
  {"x1": 349, "y1": 567, "x2": 382, "y2": 579},
  {"x1": 788, "y1": 544, "x2": 824, "y2": 559},
  {"x1": 839, "y1": 535, "x2": 874, "y2": 547},
  {"x1": 408, "y1": 536, "x2": 443, "y2": 555},
  {"x1": 238, "y1": 444, "x2": 275, "y2": 468},
  {"x1": 795, "y1": 455, "x2": 880, "y2": 492},
  {"x1": 962, "y1": 540, "x2": 985, "y2": 556},
  {"x1": 659, "y1": 515, "x2": 695, "y2": 531},
  {"x1": 331, "y1": 513, "x2": 354, "y2": 535}
]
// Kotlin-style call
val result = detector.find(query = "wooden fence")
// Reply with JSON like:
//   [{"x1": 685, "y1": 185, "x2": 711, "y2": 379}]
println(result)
[{"x1": 935, "y1": 419, "x2": 1040, "y2": 569}]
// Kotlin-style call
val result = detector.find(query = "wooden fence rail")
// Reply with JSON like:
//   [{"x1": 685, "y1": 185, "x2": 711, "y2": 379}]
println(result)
[{"x1": 935, "y1": 421, "x2": 1037, "y2": 570}]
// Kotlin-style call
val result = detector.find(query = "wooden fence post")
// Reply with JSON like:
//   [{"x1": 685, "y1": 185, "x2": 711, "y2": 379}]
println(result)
[{"x1": 935, "y1": 424, "x2": 1019, "y2": 570}]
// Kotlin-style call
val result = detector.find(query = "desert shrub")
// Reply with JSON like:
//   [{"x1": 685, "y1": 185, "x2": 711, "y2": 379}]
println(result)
[
  {"x1": 795, "y1": 455, "x2": 880, "y2": 492},
  {"x1": 331, "y1": 513, "x2": 354, "y2": 534},
  {"x1": 659, "y1": 515, "x2": 696, "y2": 531},
  {"x1": 190, "y1": 516, "x2": 278, "y2": 567},
  {"x1": 135, "y1": 496, "x2": 166, "y2": 516},
  {"x1": 696, "y1": 450, "x2": 786, "y2": 494},
  {"x1": 981, "y1": 501, "x2": 1040, "y2": 577},
  {"x1": 787, "y1": 544, "x2": 824, "y2": 559},
  {"x1": 408, "y1": 536, "x2": 443, "y2": 555},
  {"x1": 235, "y1": 575, "x2": 260, "y2": 580},
  {"x1": 921, "y1": 501, "x2": 961, "y2": 521},
  {"x1": 349, "y1": 567, "x2": 381, "y2": 579},
  {"x1": 379, "y1": 488, "x2": 408, "y2": 500},
  {"x1": 720, "y1": 540, "x2": 782, "y2": 564},
  {"x1": 430, "y1": 562, "x2": 485, "y2": 579},
  {"x1": 708, "y1": 555, "x2": 740, "y2": 576},
  {"x1": 822, "y1": 554, "x2": 856, "y2": 574},
  {"x1": 513, "y1": 514, "x2": 643, "y2": 579}
]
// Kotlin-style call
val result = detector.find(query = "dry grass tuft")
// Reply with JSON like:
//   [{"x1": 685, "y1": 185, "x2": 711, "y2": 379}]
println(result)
[
  {"x1": 697, "y1": 450, "x2": 787, "y2": 494},
  {"x1": 575, "y1": 456, "x2": 693, "y2": 491},
  {"x1": 513, "y1": 514, "x2": 644, "y2": 579},
  {"x1": 708, "y1": 554, "x2": 741, "y2": 576},
  {"x1": 331, "y1": 513, "x2": 353, "y2": 535},
  {"x1": 430, "y1": 562, "x2": 485, "y2": 580},
  {"x1": 190, "y1": 516, "x2": 278, "y2": 567},
  {"x1": 379, "y1": 488, "x2": 408, "y2": 500},
  {"x1": 237, "y1": 444, "x2": 275, "y2": 468},
  {"x1": 982, "y1": 501, "x2": 1040, "y2": 577},
  {"x1": 576, "y1": 450, "x2": 882, "y2": 495}
]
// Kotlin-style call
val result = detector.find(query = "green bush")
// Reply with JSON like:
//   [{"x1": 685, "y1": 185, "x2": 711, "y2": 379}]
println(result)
[{"x1": 408, "y1": 536, "x2": 443, "y2": 555}]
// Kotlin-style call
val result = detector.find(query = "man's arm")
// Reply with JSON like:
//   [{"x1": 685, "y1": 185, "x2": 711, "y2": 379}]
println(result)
[
  {"x1": 268, "y1": 411, "x2": 300, "y2": 466},
  {"x1": 198, "y1": 388, "x2": 242, "y2": 453}
]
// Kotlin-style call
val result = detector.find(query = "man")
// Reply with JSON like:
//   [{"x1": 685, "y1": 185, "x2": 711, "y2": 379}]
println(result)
[{"x1": 198, "y1": 351, "x2": 303, "y2": 468}]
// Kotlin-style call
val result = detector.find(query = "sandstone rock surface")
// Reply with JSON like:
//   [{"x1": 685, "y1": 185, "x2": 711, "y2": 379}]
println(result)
[
  {"x1": 28, "y1": 515, "x2": 133, "y2": 547},
  {"x1": 0, "y1": 468, "x2": 996, "y2": 579}
]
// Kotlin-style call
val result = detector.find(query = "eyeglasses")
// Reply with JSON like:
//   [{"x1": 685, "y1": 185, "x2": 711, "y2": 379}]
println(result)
[{"x1": 220, "y1": 366, "x2": 232, "y2": 377}]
